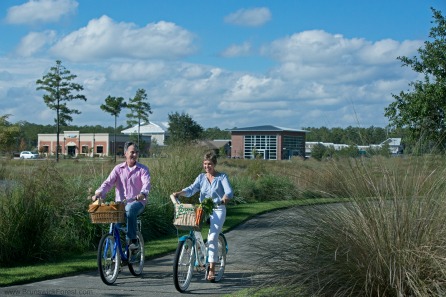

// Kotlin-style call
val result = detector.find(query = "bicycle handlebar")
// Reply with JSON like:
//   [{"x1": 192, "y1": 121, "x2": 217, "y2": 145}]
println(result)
[
  {"x1": 170, "y1": 194, "x2": 180, "y2": 205},
  {"x1": 91, "y1": 196, "x2": 140, "y2": 206},
  {"x1": 170, "y1": 194, "x2": 225, "y2": 207}
]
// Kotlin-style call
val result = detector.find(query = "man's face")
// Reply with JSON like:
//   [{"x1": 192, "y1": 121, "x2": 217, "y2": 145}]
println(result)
[{"x1": 125, "y1": 145, "x2": 138, "y2": 166}]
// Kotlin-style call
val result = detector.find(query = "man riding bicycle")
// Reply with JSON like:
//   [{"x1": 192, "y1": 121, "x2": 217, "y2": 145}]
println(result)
[{"x1": 91, "y1": 142, "x2": 151, "y2": 251}]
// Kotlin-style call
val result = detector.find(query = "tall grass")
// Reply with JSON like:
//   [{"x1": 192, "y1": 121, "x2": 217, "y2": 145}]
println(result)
[
  {"x1": 0, "y1": 146, "x2": 301, "y2": 266},
  {"x1": 0, "y1": 161, "x2": 96, "y2": 266},
  {"x1": 253, "y1": 155, "x2": 446, "y2": 296},
  {"x1": 138, "y1": 145, "x2": 204, "y2": 240}
]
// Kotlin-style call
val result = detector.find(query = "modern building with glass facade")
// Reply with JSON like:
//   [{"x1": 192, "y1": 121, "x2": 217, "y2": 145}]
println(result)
[{"x1": 230, "y1": 125, "x2": 307, "y2": 160}]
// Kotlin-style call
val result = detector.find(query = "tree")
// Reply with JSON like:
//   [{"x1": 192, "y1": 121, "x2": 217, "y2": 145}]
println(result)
[
  {"x1": 385, "y1": 8, "x2": 446, "y2": 153},
  {"x1": 100, "y1": 95, "x2": 127, "y2": 163},
  {"x1": 36, "y1": 60, "x2": 86, "y2": 162},
  {"x1": 0, "y1": 114, "x2": 20, "y2": 156},
  {"x1": 166, "y1": 112, "x2": 203, "y2": 145},
  {"x1": 310, "y1": 143, "x2": 326, "y2": 161},
  {"x1": 203, "y1": 127, "x2": 231, "y2": 140},
  {"x1": 126, "y1": 89, "x2": 152, "y2": 149}
]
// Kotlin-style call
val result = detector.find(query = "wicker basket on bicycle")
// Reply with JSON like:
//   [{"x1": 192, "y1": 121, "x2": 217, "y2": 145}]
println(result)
[
  {"x1": 173, "y1": 203, "x2": 204, "y2": 231},
  {"x1": 88, "y1": 202, "x2": 125, "y2": 224}
]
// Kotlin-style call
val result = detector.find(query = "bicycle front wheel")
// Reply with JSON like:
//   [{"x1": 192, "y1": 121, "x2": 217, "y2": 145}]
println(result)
[
  {"x1": 97, "y1": 234, "x2": 120, "y2": 285},
  {"x1": 214, "y1": 234, "x2": 227, "y2": 282},
  {"x1": 128, "y1": 231, "x2": 145, "y2": 276},
  {"x1": 173, "y1": 237, "x2": 195, "y2": 292}
]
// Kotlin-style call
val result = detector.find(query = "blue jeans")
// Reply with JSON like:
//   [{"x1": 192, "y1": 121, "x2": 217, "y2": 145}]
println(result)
[{"x1": 125, "y1": 201, "x2": 144, "y2": 241}]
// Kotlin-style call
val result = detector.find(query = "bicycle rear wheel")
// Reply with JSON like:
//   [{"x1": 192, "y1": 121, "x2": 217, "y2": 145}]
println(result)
[
  {"x1": 173, "y1": 237, "x2": 195, "y2": 292},
  {"x1": 214, "y1": 234, "x2": 227, "y2": 282},
  {"x1": 97, "y1": 234, "x2": 120, "y2": 285},
  {"x1": 128, "y1": 231, "x2": 145, "y2": 276}
]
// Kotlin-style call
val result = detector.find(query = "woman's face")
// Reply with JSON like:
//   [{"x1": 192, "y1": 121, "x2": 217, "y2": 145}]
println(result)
[{"x1": 203, "y1": 160, "x2": 215, "y2": 174}]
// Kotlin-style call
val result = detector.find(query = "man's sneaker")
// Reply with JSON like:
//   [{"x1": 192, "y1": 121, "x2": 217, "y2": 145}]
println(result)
[{"x1": 129, "y1": 242, "x2": 139, "y2": 251}]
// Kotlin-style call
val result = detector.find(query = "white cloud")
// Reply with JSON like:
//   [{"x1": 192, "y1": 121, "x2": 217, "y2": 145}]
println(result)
[
  {"x1": 225, "y1": 74, "x2": 285, "y2": 102},
  {"x1": 16, "y1": 31, "x2": 56, "y2": 57},
  {"x1": 5, "y1": 0, "x2": 78, "y2": 24},
  {"x1": 0, "y1": 23, "x2": 422, "y2": 130},
  {"x1": 221, "y1": 42, "x2": 251, "y2": 57},
  {"x1": 262, "y1": 30, "x2": 364, "y2": 64},
  {"x1": 224, "y1": 7, "x2": 271, "y2": 27},
  {"x1": 358, "y1": 39, "x2": 422, "y2": 64},
  {"x1": 51, "y1": 16, "x2": 197, "y2": 62}
]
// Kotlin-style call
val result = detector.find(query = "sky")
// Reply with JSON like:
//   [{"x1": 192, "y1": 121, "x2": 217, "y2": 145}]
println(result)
[{"x1": 0, "y1": 0, "x2": 445, "y2": 131}]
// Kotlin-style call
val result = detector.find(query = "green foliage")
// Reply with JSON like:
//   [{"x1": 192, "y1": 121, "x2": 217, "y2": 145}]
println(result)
[
  {"x1": 126, "y1": 88, "x2": 152, "y2": 149},
  {"x1": 304, "y1": 126, "x2": 388, "y2": 145},
  {"x1": 138, "y1": 145, "x2": 205, "y2": 239},
  {"x1": 254, "y1": 156, "x2": 446, "y2": 296},
  {"x1": 36, "y1": 60, "x2": 86, "y2": 127},
  {"x1": 310, "y1": 143, "x2": 326, "y2": 161},
  {"x1": 126, "y1": 89, "x2": 152, "y2": 127},
  {"x1": 0, "y1": 161, "x2": 94, "y2": 266},
  {"x1": 202, "y1": 126, "x2": 230, "y2": 140},
  {"x1": 100, "y1": 95, "x2": 127, "y2": 162},
  {"x1": 35, "y1": 60, "x2": 86, "y2": 162},
  {"x1": 0, "y1": 114, "x2": 20, "y2": 154},
  {"x1": 337, "y1": 144, "x2": 360, "y2": 158},
  {"x1": 199, "y1": 198, "x2": 215, "y2": 216},
  {"x1": 385, "y1": 8, "x2": 446, "y2": 152},
  {"x1": 166, "y1": 111, "x2": 204, "y2": 145}
]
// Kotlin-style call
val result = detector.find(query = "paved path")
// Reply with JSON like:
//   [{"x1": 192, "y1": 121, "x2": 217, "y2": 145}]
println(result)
[{"x1": 0, "y1": 207, "x2": 297, "y2": 297}]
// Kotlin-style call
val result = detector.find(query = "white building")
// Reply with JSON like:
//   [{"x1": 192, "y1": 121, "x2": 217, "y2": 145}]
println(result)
[
  {"x1": 121, "y1": 121, "x2": 169, "y2": 146},
  {"x1": 305, "y1": 138, "x2": 403, "y2": 157}
]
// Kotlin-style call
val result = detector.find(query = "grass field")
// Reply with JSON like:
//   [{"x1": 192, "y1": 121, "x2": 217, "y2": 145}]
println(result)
[
  {"x1": 0, "y1": 199, "x2": 336, "y2": 287},
  {"x1": 2, "y1": 149, "x2": 446, "y2": 296}
]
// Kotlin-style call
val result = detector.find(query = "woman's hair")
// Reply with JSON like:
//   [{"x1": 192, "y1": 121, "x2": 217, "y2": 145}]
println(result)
[
  {"x1": 204, "y1": 151, "x2": 218, "y2": 165},
  {"x1": 124, "y1": 141, "x2": 139, "y2": 153}
]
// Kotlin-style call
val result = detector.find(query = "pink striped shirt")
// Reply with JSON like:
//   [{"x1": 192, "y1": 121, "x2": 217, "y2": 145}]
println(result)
[{"x1": 97, "y1": 161, "x2": 151, "y2": 206}]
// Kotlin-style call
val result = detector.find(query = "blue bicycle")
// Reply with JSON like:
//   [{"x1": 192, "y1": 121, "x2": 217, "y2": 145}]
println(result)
[
  {"x1": 171, "y1": 195, "x2": 228, "y2": 292},
  {"x1": 95, "y1": 203, "x2": 145, "y2": 285}
]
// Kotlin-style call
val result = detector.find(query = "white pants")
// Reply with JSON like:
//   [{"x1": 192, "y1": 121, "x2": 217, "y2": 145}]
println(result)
[{"x1": 207, "y1": 205, "x2": 226, "y2": 263}]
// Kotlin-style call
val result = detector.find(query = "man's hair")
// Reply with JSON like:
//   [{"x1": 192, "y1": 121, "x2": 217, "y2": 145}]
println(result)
[
  {"x1": 204, "y1": 151, "x2": 217, "y2": 165},
  {"x1": 124, "y1": 141, "x2": 139, "y2": 153}
]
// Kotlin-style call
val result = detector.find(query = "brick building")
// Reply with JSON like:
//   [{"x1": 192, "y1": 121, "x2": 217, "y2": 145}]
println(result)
[
  {"x1": 230, "y1": 125, "x2": 307, "y2": 160},
  {"x1": 37, "y1": 131, "x2": 151, "y2": 157}
]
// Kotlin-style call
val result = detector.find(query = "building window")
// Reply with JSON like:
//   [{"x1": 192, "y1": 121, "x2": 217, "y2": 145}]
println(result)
[
  {"x1": 244, "y1": 135, "x2": 277, "y2": 160},
  {"x1": 283, "y1": 135, "x2": 305, "y2": 159},
  {"x1": 96, "y1": 146, "x2": 103, "y2": 154},
  {"x1": 82, "y1": 145, "x2": 88, "y2": 154}
]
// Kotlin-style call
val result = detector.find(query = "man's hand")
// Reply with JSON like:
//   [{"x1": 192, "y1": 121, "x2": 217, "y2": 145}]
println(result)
[{"x1": 91, "y1": 191, "x2": 102, "y2": 201}]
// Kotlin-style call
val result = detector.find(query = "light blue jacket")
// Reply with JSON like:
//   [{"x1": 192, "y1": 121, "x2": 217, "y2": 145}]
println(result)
[{"x1": 182, "y1": 172, "x2": 233, "y2": 204}]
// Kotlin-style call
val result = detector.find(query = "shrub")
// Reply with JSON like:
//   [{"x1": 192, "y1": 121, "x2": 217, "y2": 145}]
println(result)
[{"x1": 253, "y1": 155, "x2": 446, "y2": 296}]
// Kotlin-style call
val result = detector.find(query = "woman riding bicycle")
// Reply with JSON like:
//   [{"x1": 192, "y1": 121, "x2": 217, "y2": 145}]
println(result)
[
  {"x1": 92, "y1": 142, "x2": 151, "y2": 251},
  {"x1": 172, "y1": 151, "x2": 233, "y2": 281}
]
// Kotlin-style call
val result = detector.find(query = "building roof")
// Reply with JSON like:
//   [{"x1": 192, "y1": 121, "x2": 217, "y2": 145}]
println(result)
[
  {"x1": 197, "y1": 139, "x2": 230, "y2": 149},
  {"x1": 121, "y1": 121, "x2": 169, "y2": 135},
  {"x1": 380, "y1": 138, "x2": 401, "y2": 146},
  {"x1": 230, "y1": 125, "x2": 307, "y2": 133}
]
